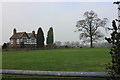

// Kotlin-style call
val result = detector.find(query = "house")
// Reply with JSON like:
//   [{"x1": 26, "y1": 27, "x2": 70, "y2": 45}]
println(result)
[{"x1": 10, "y1": 28, "x2": 37, "y2": 47}]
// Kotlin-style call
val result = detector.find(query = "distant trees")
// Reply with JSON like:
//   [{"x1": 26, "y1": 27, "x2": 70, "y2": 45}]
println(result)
[
  {"x1": 36, "y1": 27, "x2": 45, "y2": 48},
  {"x1": 64, "y1": 41, "x2": 70, "y2": 46},
  {"x1": 76, "y1": 10, "x2": 108, "y2": 48},
  {"x1": 64, "y1": 41, "x2": 80, "y2": 47},
  {"x1": 55, "y1": 41, "x2": 62, "y2": 47}
]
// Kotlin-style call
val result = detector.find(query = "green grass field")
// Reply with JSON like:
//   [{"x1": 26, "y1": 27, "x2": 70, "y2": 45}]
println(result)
[{"x1": 2, "y1": 48, "x2": 111, "y2": 79}]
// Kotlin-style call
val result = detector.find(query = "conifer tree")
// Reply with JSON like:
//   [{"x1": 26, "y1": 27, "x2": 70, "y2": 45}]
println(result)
[
  {"x1": 46, "y1": 27, "x2": 54, "y2": 45},
  {"x1": 36, "y1": 27, "x2": 44, "y2": 48}
]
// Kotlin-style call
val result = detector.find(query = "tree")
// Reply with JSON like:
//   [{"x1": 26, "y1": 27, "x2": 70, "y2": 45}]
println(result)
[
  {"x1": 55, "y1": 41, "x2": 62, "y2": 47},
  {"x1": 105, "y1": 20, "x2": 120, "y2": 80},
  {"x1": 76, "y1": 10, "x2": 108, "y2": 48},
  {"x1": 2, "y1": 43, "x2": 7, "y2": 49},
  {"x1": 46, "y1": 27, "x2": 54, "y2": 45},
  {"x1": 36, "y1": 27, "x2": 45, "y2": 48},
  {"x1": 74, "y1": 41, "x2": 80, "y2": 47},
  {"x1": 64, "y1": 41, "x2": 70, "y2": 46}
]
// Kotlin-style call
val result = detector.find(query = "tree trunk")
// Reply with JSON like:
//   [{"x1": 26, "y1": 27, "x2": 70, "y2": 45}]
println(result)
[
  {"x1": 90, "y1": 22, "x2": 93, "y2": 48},
  {"x1": 90, "y1": 35, "x2": 93, "y2": 48}
]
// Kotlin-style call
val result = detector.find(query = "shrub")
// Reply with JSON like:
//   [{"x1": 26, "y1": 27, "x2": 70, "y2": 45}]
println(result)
[{"x1": 105, "y1": 20, "x2": 120, "y2": 80}]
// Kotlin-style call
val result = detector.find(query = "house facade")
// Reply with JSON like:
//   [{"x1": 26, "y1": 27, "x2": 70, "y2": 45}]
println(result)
[{"x1": 10, "y1": 28, "x2": 37, "y2": 47}]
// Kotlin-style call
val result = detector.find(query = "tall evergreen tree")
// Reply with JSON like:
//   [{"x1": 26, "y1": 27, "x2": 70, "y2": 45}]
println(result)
[
  {"x1": 46, "y1": 27, "x2": 54, "y2": 45},
  {"x1": 36, "y1": 27, "x2": 44, "y2": 48}
]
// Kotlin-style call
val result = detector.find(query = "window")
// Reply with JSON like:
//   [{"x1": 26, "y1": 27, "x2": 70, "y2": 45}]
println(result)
[
  {"x1": 21, "y1": 37, "x2": 28, "y2": 44},
  {"x1": 23, "y1": 38, "x2": 27, "y2": 42},
  {"x1": 16, "y1": 39, "x2": 19, "y2": 44},
  {"x1": 30, "y1": 38, "x2": 36, "y2": 44}
]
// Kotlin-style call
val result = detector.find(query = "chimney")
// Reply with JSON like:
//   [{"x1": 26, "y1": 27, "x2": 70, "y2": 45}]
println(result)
[
  {"x1": 13, "y1": 28, "x2": 16, "y2": 35},
  {"x1": 32, "y1": 31, "x2": 35, "y2": 34},
  {"x1": 13, "y1": 28, "x2": 17, "y2": 46}
]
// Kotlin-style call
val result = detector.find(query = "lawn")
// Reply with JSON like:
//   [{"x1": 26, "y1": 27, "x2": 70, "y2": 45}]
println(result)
[{"x1": 2, "y1": 48, "x2": 111, "y2": 79}]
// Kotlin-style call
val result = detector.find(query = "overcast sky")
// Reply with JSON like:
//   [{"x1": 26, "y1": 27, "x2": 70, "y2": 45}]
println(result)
[{"x1": 1, "y1": 1, "x2": 118, "y2": 45}]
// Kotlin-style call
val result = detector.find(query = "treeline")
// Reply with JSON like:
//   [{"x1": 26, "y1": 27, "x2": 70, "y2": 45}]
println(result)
[{"x1": 54, "y1": 41, "x2": 112, "y2": 48}]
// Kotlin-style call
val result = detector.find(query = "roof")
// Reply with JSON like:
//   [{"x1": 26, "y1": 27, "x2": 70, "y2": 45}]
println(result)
[
  {"x1": 27, "y1": 33, "x2": 36, "y2": 38},
  {"x1": 10, "y1": 32, "x2": 36, "y2": 39},
  {"x1": 27, "y1": 33, "x2": 32, "y2": 37}
]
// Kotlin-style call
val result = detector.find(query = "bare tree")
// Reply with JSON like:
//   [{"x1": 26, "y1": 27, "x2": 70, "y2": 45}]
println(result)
[{"x1": 76, "y1": 10, "x2": 108, "y2": 48}]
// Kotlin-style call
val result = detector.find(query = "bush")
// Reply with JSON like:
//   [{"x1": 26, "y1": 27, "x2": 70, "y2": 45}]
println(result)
[
  {"x1": 105, "y1": 20, "x2": 120, "y2": 80},
  {"x1": 2, "y1": 43, "x2": 7, "y2": 49}
]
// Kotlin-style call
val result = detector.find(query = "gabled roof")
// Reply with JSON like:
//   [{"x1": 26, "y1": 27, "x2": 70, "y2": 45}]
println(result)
[
  {"x1": 27, "y1": 33, "x2": 32, "y2": 37},
  {"x1": 10, "y1": 32, "x2": 34, "y2": 39},
  {"x1": 27, "y1": 33, "x2": 36, "y2": 38},
  {"x1": 10, "y1": 32, "x2": 25, "y2": 39}
]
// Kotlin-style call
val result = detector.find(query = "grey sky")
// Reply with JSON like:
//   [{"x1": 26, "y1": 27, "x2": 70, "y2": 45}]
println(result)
[{"x1": 2, "y1": 2, "x2": 118, "y2": 45}]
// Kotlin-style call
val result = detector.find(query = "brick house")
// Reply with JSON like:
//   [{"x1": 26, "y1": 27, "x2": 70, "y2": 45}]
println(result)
[{"x1": 10, "y1": 28, "x2": 37, "y2": 47}]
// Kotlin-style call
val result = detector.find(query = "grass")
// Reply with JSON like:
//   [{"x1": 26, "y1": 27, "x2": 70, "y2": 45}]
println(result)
[{"x1": 2, "y1": 48, "x2": 111, "y2": 79}]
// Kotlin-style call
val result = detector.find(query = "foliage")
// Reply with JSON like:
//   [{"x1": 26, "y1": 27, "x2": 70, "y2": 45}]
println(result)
[
  {"x1": 36, "y1": 27, "x2": 45, "y2": 48},
  {"x1": 46, "y1": 27, "x2": 54, "y2": 45},
  {"x1": 55, "y1": 41, "x2": 62, "y2": 47},
  {"x1": 2, "y1": 43, "x2": 7, "y2": 49},
  {"x1": 105, "y1": 20, "x2": 120, "y2": 80},
  {"x1": 46, "y1": 27, "x2": 54, "y2": 49},
  {"x1": 76, "y1": 10, "x2": 108, "y2": 48}
]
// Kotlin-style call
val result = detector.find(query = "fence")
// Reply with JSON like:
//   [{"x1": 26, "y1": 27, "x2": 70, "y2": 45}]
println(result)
[{"x1": 0, "y1": 69, "x2": 113, "y2": 78}]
